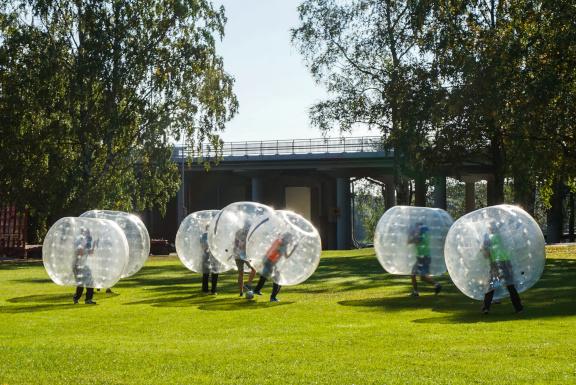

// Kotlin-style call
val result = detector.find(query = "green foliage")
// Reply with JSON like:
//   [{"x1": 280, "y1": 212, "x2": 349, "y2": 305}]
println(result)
[
  {"x1": 1, "y1": 246, "x2": 576, "y2": 384},
  {"x1": 0, "y1": 0, "x2": 237, "y2": 239},
  {"x1": 293, "y1": 0, "x2": 576, "y2": 207},
  {"x1": 352, "y1": 179, "x2": 385, "y2": 243}
]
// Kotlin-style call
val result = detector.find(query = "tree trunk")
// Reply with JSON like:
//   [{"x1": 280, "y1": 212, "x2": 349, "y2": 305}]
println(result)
[
  {"x1": 513, "y1": 176, "x2": 536, "y2": 216},
  {"x1": 395, "y1": 176, "x2": 410, "y2": 205},
  {"x1": 569, "y1": 192, "x2": 575, "y2": 242}
]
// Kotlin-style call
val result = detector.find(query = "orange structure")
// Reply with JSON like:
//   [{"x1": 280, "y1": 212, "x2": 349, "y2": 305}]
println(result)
[{"x1": 0, "y1": 205, "x2": 28, "y2": 257}]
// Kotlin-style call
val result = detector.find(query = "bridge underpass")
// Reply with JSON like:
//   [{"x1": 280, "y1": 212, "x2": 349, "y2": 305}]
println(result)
[{"x1": 143, "y1": 136, "x2": 493, "y2": 250}]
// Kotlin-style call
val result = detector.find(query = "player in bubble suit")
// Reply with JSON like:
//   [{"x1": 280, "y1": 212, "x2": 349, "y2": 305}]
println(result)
[
  {"x1": 72, "y1": 227, "x2": 97, "y2": 305},
  {"x1": 408, "y1": 222, "x2": 442, "y2": 297},
  {"x1": 253, "y1": 232, "x2": 297, "y2": 302},
  {"x1": 200, "y1": 225, "x2": 219, "y2": 295},
  {"x1": 233, "y1": 224, "x2": 256, "y2": 297},
  {"x1": 480, "y1": 222, "x2": 524, "y2": 314}
]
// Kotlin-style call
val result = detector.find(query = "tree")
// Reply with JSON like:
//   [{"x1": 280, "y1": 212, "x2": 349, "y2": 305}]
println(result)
[
  {"x1": 292, "y1": 0, "x2": 443, "y2": 204},
  {"x1": 0, "y1": 0, "x2": 237, "y2": 239}
]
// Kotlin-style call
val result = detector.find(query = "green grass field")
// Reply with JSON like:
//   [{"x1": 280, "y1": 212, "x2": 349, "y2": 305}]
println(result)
[{"x1": 1, "y1": 246, "x2": 576, "y2": 385}]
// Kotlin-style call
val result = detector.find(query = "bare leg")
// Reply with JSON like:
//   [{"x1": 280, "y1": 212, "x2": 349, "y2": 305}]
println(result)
[
  {"x1": 237, "y1": 270, "x2": 244, "y2": 295},
  {"x1": 420, "y1": 275, "x2": 437, "y2": 285},
  {"x1": 247, "y1": 268, "x2": 256, "y2": 286},
  {"x1": 421, "y1": 275, "x2": 442, "y2": 294},
  {"x1": 411, "y1": 275, "x2": 418, "y2": 293}
]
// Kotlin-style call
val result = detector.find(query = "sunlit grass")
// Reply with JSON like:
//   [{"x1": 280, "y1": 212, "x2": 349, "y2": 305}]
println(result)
[{"x1": 1, "y1": 246, "x2": 576, "y2": 384}]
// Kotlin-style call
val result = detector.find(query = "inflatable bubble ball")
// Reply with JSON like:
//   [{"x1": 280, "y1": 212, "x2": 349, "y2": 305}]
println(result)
[
  {"x1": 207, "y1": 202, "x2": 275, "y2": 269},
  {"x1": 43, "y1": 217, "x2": 129, "y2": 288},
  {"x1": 80, "y1": 210, "x2": 150, "y2": 278},
  {"x1": 444, "y1": 204, "x2": 546, "y2": 301},
  {"x1": 175, "y1": 210, "x2": 229, "y2": 274},
  {"x1": 246, "y1": 210, "x2": 322, "y2": 286},
  {"x1": 374, "y1": 206, "x2": 454, "y2": 276}
]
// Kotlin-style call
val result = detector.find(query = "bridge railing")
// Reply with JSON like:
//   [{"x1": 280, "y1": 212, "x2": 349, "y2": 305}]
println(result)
[{"x1": 174, "y1": 136, "x2": 386, "y2": 159}]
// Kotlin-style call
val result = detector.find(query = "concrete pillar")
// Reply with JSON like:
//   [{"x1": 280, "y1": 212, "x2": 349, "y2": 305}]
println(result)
[
  {"x1": 547, "y1": 181, "x2": 564, "y2": 244},
  {"x1": 251, "y1": 176, "x2": 264, "y2": 203},
  {"x1": 465, "y1": 181, "x2": 475, "y2": 213},
  {"x1": 336, "y1": 177, "x2": 351, "y2": 250},
  {"x1": 414, "y1": 177, "x2": 426, "y2": 207},
  {"x1": 433, "y1": 176, "x2": 447, "y2": 209}
]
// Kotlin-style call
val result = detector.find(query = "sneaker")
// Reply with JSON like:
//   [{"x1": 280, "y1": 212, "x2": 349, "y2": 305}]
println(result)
[
  {"x1": 85, "y1": 300, "x2": 97, "y2": 305},
  {"x1": 411, "y1": 290, "x2": 419, "y2": 297},
  {"x1": 243, "y1": 284, "x2": 253, "y2": 291},
  {"x1": 253, "y1": 290, "x2": 263, "y2": 296},
  {"x1": 515, "y1": 306, "x2": 524, "y2": 314},
  {"x1": 434, "y1": 284, "x2": 442, "y2": 295},
  {"x1": 481, "y1": 306, "x2": 489, "y2": 314},
  {"x1": 239, "y1": 292, "x2": 244, "y2": 297},
  {"x1": 106, "y1": 289, "x2": 113, "y2": 294},
  {"x1": 270, "y1": 297, "x2": 279, "y2": 303},
  {"x1": 73, "y1": 298, "x2": 79, "y2": 304}
]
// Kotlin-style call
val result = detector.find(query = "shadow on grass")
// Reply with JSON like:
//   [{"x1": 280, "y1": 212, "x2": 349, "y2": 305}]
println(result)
[
  {"x1": 338, "y1": 257, "x2": 576, "y2": 323},
  {"x1": 125, "y1": 291, "x2": 293, "y2": 311},
  {"x1": 0, "y1": 303, "x2": 80, "y2": 313},
  {"x1": 2, "y1": 291, "x2": 119, "y2": 313},
  {"x1": 197, "y1": 298, "x2": 293, "y2": 311}
]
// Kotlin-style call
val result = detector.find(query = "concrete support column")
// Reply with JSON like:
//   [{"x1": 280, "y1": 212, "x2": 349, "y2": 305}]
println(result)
[
  {"x1": 433, "y1": 176, "x2": 447, "y2": 210},
  {"x1": 547, "y1": 181, "x2": 564, "y2": 244},
  {"x1": 251, "y1": 176, "x2": 264, "y2": 203},
  {"x1": 414, "y1": 177, "x2": 426, "y2": 207},
  {"x1": 465, "y1": 181, "x2": 475, "y2": 213},
  {"x1": 336, "y1": 177, "x2": 351, "y2": 250}
]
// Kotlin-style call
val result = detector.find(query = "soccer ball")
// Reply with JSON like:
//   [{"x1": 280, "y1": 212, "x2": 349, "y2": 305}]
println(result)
[{"x1": 245, "y1": 290, "x2": 254, "y2": 300}]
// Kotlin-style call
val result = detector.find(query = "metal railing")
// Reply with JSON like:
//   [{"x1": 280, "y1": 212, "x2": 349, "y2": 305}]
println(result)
[{"x1": 174, "y1": 136, "x2": 386, "y2": 160}]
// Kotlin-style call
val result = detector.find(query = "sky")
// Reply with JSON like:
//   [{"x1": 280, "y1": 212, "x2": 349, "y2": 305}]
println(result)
[{"x1": 212, "y1": 0, "x2": 373, "y2": 143}]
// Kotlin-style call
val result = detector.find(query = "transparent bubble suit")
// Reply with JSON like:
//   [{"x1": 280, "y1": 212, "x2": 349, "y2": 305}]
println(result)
[
  {"x1": 80, "y1": 210, "x2": 150, "y2": 278},
  {"x1": 43, "y1": 217, "x2": 129, "y2": 288},
  {"x1": 374, "y1": 206, "x2": 453, "y2": 275},
  {"x1": 246, "y1": 210, "x2": 322, "y2": 286},
  {"x1": 207, "y1": 202, "x2": 275, "y2": 269},
  {"x1": 444, "y1": 204, "x2": 546, "y2": 300},
  {"x1": 176, "y1": 210, "x2": 229, "y2": 274}
]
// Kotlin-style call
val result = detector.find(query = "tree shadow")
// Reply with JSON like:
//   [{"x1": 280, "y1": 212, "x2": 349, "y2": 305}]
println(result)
[{"x1": 338, "y1": 257, "x2": 576, "y2": 323}]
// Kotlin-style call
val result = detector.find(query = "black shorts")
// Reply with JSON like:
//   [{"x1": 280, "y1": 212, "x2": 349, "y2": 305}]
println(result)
[{"x1": 411, "y1": 256, "x2": 431, "y2": 276}]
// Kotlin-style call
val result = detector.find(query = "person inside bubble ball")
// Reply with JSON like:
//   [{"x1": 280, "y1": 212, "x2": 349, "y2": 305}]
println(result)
[
  {"x1": 72, "y1": 227, "x2": 97, "y2": 305},
  {"x1": 201, "y1": 225, "x2": 218, "y2": 295},
  {"x1": 253, "y1": 232, "x2": 297, "y2": 302},
  {"x1": 480, "y1": 222, "x2": 523, "y2": 314},
  {"x1": 233, "y1": 224, "x2": 256, "y2": 297},
  {"x1": 408, "y1": 222, "x2": 441, "y2": 297}
]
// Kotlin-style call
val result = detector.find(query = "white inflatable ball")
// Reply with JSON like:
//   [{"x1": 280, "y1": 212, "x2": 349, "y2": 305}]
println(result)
[
  {"x1": 80, "y1": 210, "x2": 150, "y2": 278},
  {"x1": 208, "y1": 202, "x2": 275, "y2": 269},
  {"x1": 444, "y1": 204, "x2": 546, "y2": 300},
  {"x1": 43, "y1": 217, "x2": 129, "y2": 288},
  {"x1": 175, "y1": 210, "x2": 229, "y2": 274},
  {"x1": 374, "y1": 206, "x2": 453, "y2": 276},
  {"x1": 245, "y1": 290, "x2": 255, "y2": 300},
  {"x1": 246, "y1": 210, "x2": 321, "y2": 286}
]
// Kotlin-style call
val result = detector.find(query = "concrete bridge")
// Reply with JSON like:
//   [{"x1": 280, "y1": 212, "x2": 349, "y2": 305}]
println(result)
[{"x1": 143, "y1": 136, "x2": 492, "y2": 249}]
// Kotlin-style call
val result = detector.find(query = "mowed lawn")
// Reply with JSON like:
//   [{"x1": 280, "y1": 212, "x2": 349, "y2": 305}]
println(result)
[{"x1": 1, "y1": 246, "x2": 576, "y2": 385}]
